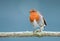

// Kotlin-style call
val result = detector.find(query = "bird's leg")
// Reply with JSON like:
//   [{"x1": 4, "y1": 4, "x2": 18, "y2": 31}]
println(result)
[
  {"x1": 33, "y1": 28, "x2": 40, "y2": 33},
  {"x1": 40, "y1": 26, "x2": 44, "y2": 32},
  {"x1": 39, "y1": 24, "x2": 45, "y2": 32}
]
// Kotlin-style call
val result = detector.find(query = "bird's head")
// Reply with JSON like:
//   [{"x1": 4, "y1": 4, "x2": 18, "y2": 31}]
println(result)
[{"x1": 29, "y1": 9, "x2": 37, "y2": 14}]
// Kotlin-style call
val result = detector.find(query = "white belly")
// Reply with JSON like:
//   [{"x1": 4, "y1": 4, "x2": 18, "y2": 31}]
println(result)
[{"x1": 32, "y1": 19, "x2": 39, "y2": 28}]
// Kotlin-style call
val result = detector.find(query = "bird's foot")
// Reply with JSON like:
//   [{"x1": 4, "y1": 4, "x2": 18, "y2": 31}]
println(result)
[{"x1": 33, "y1": 29, "x2": 41, "y2": 33}]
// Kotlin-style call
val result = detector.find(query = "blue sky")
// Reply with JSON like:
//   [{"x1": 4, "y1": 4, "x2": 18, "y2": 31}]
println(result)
[{"x1": 0, "y1": 0, "x2": 60, "y2": 41}]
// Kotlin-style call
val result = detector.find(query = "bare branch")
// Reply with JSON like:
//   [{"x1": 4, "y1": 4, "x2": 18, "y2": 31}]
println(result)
[{"x1": 0, "y1": 31, "x2": 60, "y2": 38}]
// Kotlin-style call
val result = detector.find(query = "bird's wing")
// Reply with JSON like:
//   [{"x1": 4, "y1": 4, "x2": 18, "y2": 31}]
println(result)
[
  {"x1": 37, "y1": 12, "x2": 47, "y2": 26},
  {"x1": 43, "y1": 17, "x2": 47, "y2": 26}
]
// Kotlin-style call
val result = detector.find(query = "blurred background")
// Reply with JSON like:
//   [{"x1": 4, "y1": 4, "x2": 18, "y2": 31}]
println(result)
[{"x1": 0, "y1": 0, "x2": 60, "y2": 41}]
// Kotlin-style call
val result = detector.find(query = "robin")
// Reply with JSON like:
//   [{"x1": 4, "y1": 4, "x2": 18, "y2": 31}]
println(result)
[{"x1": 29, "y1": 9, "x2": 47, "y2": 32}]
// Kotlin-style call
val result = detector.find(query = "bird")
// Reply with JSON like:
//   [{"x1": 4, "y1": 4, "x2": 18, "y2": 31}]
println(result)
[{"x1": 29, "y1": 9, "x2": 47, "y2": 32}]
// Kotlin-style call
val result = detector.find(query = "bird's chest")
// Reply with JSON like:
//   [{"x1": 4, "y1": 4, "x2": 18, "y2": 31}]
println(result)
[{"x1": 30, "y1": 14, "x2": 40, "y2": 22}]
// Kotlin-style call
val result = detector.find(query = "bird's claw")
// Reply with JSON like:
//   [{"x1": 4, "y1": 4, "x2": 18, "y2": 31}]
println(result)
[{"x1": 33, "y1": 29, "x2": 41, "y2": 33}]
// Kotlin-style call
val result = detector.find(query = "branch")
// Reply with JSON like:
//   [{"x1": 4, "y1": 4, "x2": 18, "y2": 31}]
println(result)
[{"x1": 0, "y1": 31, "x2": 60, "y2": 38}]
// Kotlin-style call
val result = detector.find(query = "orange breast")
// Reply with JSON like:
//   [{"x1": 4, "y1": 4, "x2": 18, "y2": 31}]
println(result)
[{"x1": 29, "y1": 13, "x2": 40, "y2": 22}]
